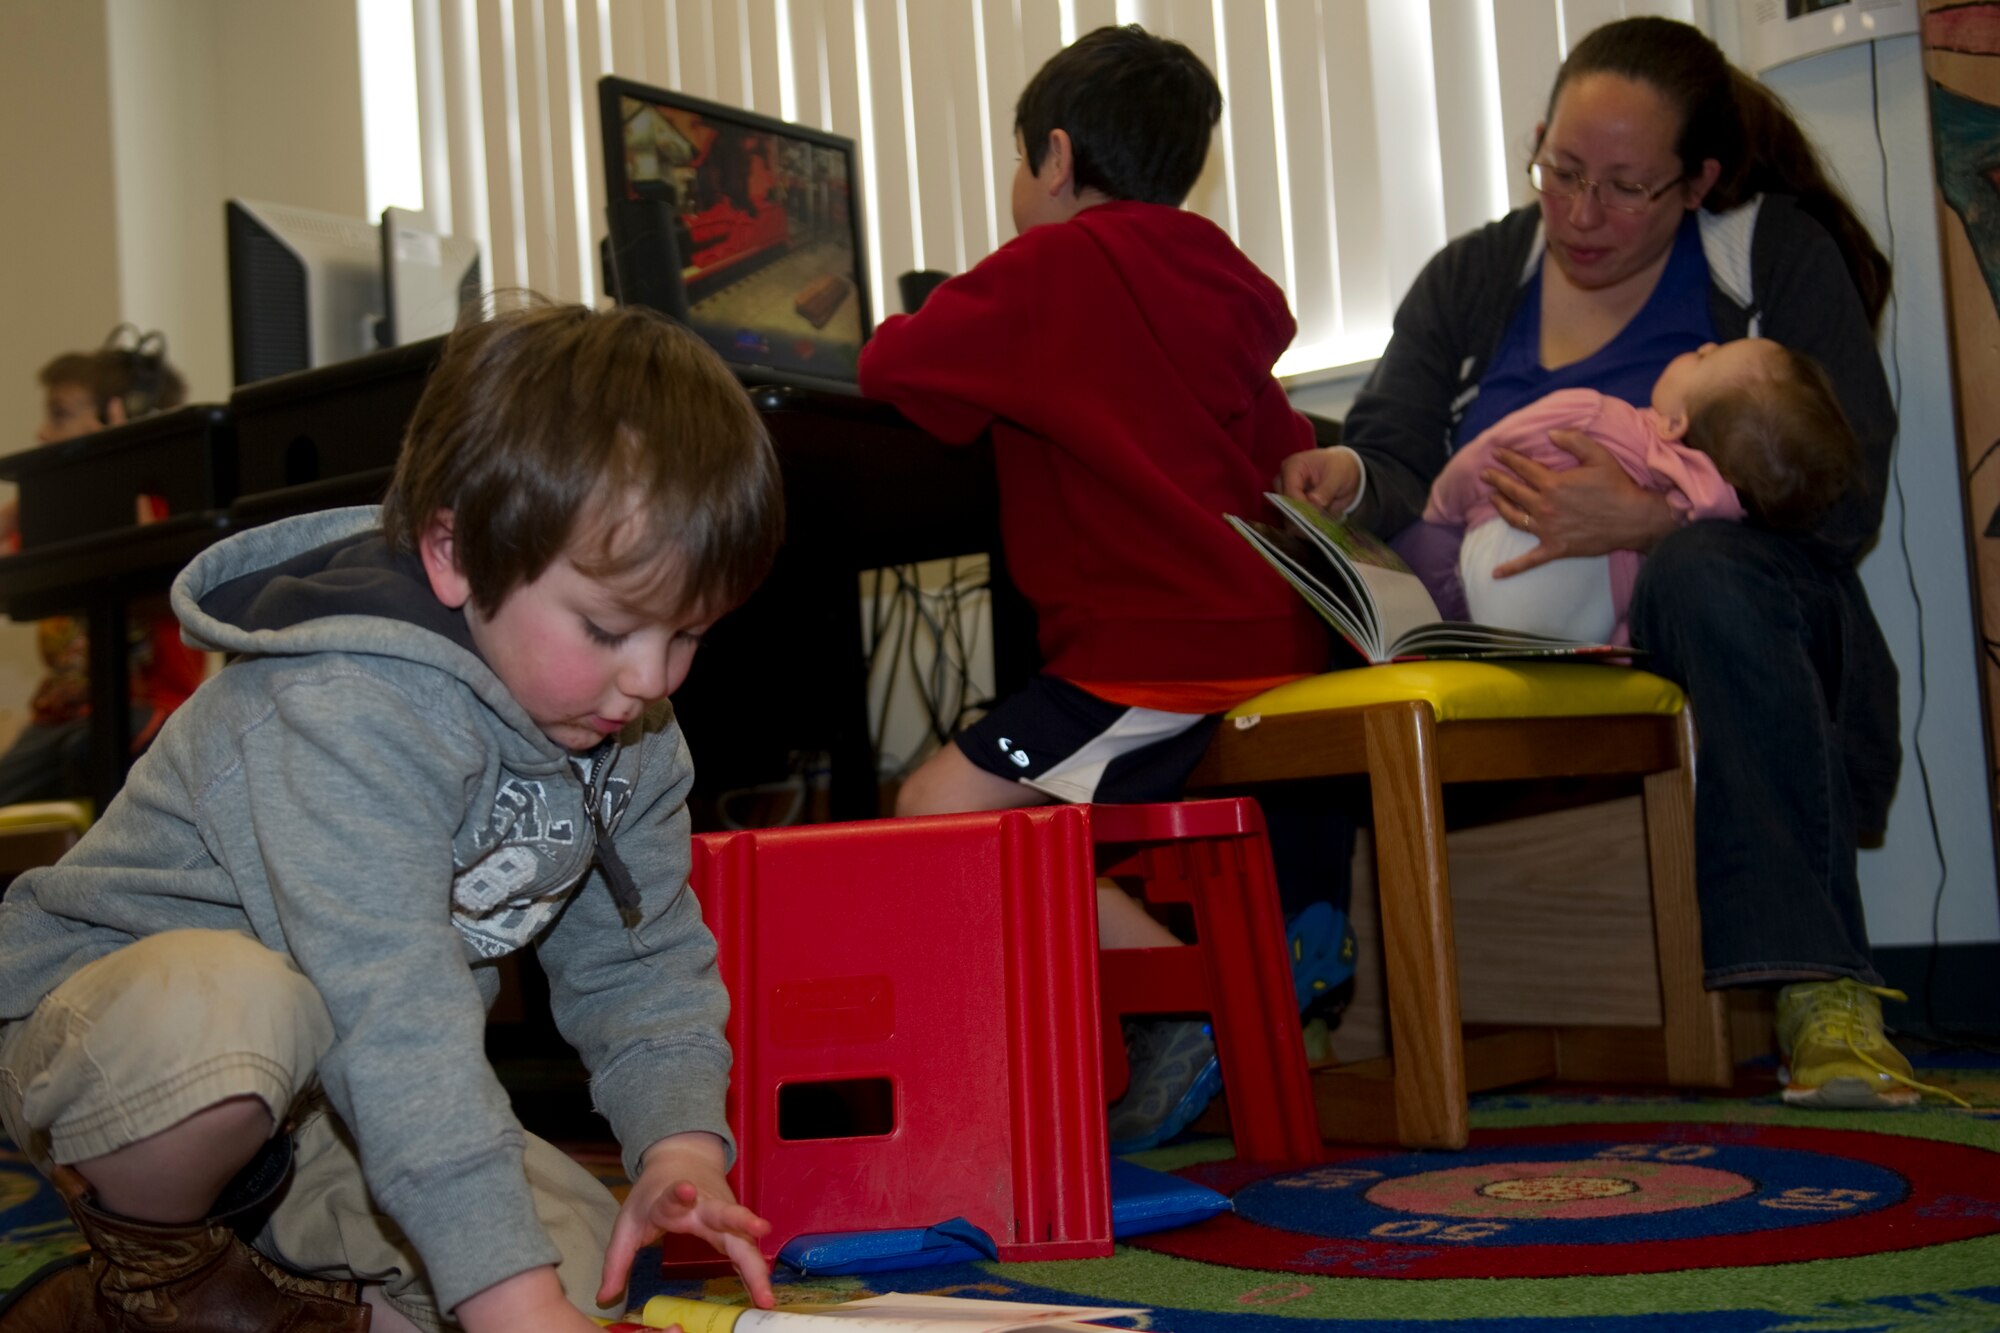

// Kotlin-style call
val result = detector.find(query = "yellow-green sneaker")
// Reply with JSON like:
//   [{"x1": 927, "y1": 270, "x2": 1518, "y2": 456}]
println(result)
[{"x1": 1776, "y1": 978, "x2": 1966, "y2": 1109}]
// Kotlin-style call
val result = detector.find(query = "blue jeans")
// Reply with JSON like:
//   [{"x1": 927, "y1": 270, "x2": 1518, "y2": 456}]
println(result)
[{"x1": 1628, "y1": 523, "x2": 1896, "y2": 986}]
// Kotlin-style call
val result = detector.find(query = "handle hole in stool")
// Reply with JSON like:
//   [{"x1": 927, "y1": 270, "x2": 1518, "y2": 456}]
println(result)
[{"x1": 777, "y1": 1077, "x2": 896, "y2": 1141}]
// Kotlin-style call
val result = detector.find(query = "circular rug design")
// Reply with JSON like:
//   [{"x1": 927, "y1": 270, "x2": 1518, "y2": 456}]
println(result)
[{"x1": 1134, "y1": 1121, "x2": 2000, "y2": 1279}]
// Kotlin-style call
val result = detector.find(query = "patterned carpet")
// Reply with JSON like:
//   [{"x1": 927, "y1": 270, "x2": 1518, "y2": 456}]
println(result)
[
  {"x1": 631, "y1": 1055, "x2": 2000, "y2": 1333},
  {"x1": 3, "y1": 1055, "x2": 1996, "y2": 1331}
]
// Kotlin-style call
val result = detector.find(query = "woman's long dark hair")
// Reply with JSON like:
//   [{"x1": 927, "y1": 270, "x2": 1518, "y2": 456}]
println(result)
[{"x1": 1545, "y1": 17, "x2": 1890, "y2": 329}]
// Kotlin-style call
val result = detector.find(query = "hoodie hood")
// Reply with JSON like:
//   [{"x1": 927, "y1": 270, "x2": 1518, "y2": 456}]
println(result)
[
  {"x1": 173, "y1": 506, "x2": 570, "y2": 774},
  {"x1": 1064, "y1": 200, "x2": 1298, "y2": 428}
]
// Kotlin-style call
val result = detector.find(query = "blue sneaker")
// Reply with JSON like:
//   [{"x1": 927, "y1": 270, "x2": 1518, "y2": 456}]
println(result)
[
  {"x1": 1287, "y1": 903, "x2": 1356, "y2": 1022},
  {"x1": 1107, "y1": 1019, "x2": 1223, "y2": 1153}
]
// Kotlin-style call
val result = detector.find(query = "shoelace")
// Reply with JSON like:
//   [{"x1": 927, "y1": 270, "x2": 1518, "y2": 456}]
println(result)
[{"x1": 1795, "y1": 982, "x2": 1971, "y2": 1109}]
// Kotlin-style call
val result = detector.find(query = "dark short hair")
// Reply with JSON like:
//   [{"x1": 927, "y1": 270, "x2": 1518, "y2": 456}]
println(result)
[
  {"x1": 1015, "y1": 24, "x2": 1221, "y2": 206},
  {"x1": 382, "y1": 296, "x2": 784, "y2": 618},
  {"x1": 38, "y1": 348, "x2": 186, "y2": 417},
  {"x1": 1686, "y1": 345, "x2": 1860, "y2": 533}
]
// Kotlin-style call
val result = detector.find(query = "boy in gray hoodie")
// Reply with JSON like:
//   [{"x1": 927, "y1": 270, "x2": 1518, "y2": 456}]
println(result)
[{"x1": 0, "y1": 300, "x2": 785, "y2": 1332}]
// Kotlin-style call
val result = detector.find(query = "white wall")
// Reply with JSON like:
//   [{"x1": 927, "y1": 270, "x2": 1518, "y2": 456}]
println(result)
[
  {"x1": 0, "y1": 1, "x2": 121, "y2": 434},
  {"x1": 0, "y1": 0, "x2": 123, "y2": 744},
  {"x1": 1723, "y1": 30, "x2": 1998, "y2": 948},
  {"x1": 0, "y1": 0, "x2": 370, "y2": 746},
  {"x1": 2, "y1": 1, "x2": 369, "y2": 417},
  {"x1": 106, "y1": 0, "x2": 369, "y2": 405}
]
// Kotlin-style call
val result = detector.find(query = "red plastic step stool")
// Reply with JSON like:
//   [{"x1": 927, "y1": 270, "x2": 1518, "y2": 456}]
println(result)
[
  {"x1": 1093, "y1": 799, "x2": 1324, "y2": 1167},
  {"x1": 658, "y1": 798, "x2": 1319, "y2": 1275}
]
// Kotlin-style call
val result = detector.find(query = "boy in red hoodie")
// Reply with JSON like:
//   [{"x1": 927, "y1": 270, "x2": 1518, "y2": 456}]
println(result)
[{"x1": 857, "y1": 24, "x2": 1330, "y2": 1151}]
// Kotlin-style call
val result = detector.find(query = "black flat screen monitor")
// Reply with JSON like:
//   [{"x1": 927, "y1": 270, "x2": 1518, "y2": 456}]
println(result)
[{"x1": 597, "y1": 76, "x2": 872, "y2": 392}]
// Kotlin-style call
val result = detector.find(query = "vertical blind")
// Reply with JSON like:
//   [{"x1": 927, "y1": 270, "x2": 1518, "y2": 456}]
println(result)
[{"x1": 391, "y1": 0, "x2": 1700, "y2": 380}]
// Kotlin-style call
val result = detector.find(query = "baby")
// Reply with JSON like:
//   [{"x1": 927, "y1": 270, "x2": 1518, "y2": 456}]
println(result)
[{"x1": 1424, "y1": 338, "x2": 1861, "y2": 644}]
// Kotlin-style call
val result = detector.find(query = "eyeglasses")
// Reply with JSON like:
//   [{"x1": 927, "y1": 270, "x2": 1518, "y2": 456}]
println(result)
[{"x1": 1527, "y1": 161, "x2": 1683, "y2": 215}]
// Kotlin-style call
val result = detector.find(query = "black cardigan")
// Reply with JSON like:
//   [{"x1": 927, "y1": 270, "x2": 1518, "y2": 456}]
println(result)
[
  {"x1": 1341, "y1": 196, "x2": 1896, "y2": 564},
  {"x1": 1339, "y1": 196, "x2": 1901, "y2": 836}
]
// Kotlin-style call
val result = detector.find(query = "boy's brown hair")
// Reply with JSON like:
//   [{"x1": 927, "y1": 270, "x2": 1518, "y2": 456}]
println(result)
[
  {"x1": 382, "y1": 297, "x2": 784, "y2": 618},
  {"x1": 1015, "y1": 24, "x2": 1221, "y2": 206},
  {"x1": 39, "y1": 347, "x2": 187, "y2": 419},
  {"x1": 1686, "y1": 345, "x2": 1860, "y2": 533}
]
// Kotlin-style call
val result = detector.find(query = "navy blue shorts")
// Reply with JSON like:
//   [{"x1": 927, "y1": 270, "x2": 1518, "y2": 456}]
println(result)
[{"x1": 953, "y1": 675, "x2": 1222, "y2": 804}]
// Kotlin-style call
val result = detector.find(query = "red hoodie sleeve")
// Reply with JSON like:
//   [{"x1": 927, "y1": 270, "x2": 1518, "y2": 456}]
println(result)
[{"x1": 856, "y1": 233, "x2": 1050, "y2": 444}]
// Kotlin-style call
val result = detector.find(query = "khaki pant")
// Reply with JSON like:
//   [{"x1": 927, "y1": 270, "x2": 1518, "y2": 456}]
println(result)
[{"x1": 0, "y1": 929, "x2": 622, "y2": 1330}]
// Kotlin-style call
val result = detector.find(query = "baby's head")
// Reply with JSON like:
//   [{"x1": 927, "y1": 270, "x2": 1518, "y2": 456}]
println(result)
[
  {"x1": 1651, "y1": 338, "x2": 1860, "y2": 532},
  {"x1": 383, "y1": 298, "x2": 784, "y2": 748}
]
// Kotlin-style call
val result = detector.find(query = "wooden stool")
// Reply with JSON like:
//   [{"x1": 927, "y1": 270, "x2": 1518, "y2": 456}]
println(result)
[{"x1": 1186, "y1": 661, "x2": 1732, "y2": 1150}]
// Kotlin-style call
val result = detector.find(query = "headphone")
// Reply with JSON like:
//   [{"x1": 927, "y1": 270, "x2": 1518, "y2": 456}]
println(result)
[{"x1": 101, "y1": 323, "x2": 170, "y2": 421}]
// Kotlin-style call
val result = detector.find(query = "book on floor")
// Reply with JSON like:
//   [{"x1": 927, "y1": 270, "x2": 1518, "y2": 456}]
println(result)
[
  {"x1": 1226, "y1": 493, "x2": 1632, "y2": 664},
  {"x1": 607, "y1": 1293, "x2": 1151, "y2": 1333}
]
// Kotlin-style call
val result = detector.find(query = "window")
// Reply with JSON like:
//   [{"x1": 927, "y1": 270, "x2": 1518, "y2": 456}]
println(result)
[{"x1": 372, "y1": 0, "x2": 1700, "y2": 380}]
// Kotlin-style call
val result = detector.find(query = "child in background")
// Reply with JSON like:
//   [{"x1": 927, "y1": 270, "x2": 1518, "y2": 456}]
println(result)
[
  {"x1": 858, "y1": 25, "x2": 1336, "y2": 1153},
  {"x1": 1424, "y1": 339, "x2": 1860, "y2": 643},
  {"x1": 0, "y1": 335, "x2": 207, "y2": 804},
  {"x1": 0, "y1": 301, "x2": 783, "y2": 1332}
]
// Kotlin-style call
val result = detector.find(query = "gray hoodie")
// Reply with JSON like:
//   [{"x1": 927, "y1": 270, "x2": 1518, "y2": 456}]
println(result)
[{"x1": 0, "y1": 505, "x2": 733, "y2": 1312}]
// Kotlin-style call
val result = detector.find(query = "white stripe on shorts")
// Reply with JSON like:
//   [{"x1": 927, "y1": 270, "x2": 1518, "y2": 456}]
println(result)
[{"x1": 1023, "y1": 705, "x2": 1208, "y2": 804}]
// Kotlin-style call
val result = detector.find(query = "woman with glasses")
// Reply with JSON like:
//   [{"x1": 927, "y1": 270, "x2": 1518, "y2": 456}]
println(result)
[{"x1": 1279, "y1": 17, "x2": 1935, "y2": 1110}]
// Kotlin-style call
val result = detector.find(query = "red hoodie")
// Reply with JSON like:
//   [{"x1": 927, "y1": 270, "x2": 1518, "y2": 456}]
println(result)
[{"x1": 858, "y1": 200, "x2": 1328, "y2": 702}]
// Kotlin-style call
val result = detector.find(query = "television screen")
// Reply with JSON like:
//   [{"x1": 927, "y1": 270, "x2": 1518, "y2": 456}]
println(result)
[{"x1": 599, "y1": 77, "x2": 871, "y2": 388}]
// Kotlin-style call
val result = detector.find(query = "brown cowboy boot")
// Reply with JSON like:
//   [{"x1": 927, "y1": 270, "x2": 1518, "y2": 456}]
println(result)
[{"x1": 0, "y1": 1137, "x2": 370, "y2": 1332}]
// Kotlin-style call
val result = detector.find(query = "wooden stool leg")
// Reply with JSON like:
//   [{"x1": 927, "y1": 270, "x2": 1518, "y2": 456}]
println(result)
[
  {"x1": 1345, "y1": 701, "x2": 1466, "y2": 1149},
  {"x1": 1645, "y1": 707, "x2": 1732, "y2": 1086}
]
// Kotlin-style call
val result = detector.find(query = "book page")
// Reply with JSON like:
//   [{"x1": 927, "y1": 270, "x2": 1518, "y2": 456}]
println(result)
[
  {"x1": 1268, "y1": 495, "x2": 1442, "y2": 655},
  {"x1": 824, "y1": 1295, "x2": 1148, "y2": 1329},
  {"x1": 624, "y1": 1294, "x2": 1150, "y2": 1333},
  {"x1": 1226, "y1": 514, "x2": 1380, "y2": 658},
  {"x1": 1386, "y1": 621, "x2": 1631, "y2": 661},
  {"x1": 1226, "y1": 498, "x2": 1631, "y2": 664}
]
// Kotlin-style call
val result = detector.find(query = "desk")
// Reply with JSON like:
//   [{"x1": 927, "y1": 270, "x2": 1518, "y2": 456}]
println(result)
[
  {"x1": 0, "y1": 363, "x2": 1028, "y2": 820},
  {"x1": 0, "y1": 513, "x2": 236, "y2": 813}
]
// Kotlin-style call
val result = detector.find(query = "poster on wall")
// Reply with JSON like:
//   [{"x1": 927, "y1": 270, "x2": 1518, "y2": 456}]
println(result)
[
  {"x1": 1744, "y1": 0, "x2": 1919, "y2": 72},
  {"x1": 1920, "y1": 0, "x2": 2000, "y2": 873}
]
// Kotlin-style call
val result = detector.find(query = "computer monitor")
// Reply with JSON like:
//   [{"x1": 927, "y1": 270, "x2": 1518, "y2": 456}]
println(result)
[
  {"x1": 226, "y1": 198, "x2": 384, "y2": 386},
  {"x1": 379, "y1": 206, "x2": 483, "y2": 346},
  {"x1": 597, "y1": 76, "x2": 873, "y2": 392}
]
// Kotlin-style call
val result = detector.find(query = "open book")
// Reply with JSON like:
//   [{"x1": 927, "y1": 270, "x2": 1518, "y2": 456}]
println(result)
[
  {"x1": 606, "y1": 1293, "x2": 1148, "y2": 1333},
  {"x1": 1226, "y1": 493, "x2": 1630, "y2": 664}
]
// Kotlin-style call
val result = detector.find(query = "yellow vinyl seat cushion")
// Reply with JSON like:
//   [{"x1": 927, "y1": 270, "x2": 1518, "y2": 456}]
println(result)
[{"x1": 1227, "y1": 661, "x2": 1684, "y2": 726}]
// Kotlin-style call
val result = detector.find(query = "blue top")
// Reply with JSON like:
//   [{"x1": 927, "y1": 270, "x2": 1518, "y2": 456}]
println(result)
[{"x1": 1452, "y1": 212, "x2": 1717, "y2": 449}]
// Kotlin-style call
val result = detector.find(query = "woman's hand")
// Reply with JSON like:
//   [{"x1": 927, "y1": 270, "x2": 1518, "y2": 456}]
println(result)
[
  {"x1": 597, "y1": 1134, "x2": 774, "y2": 1312},
  {"x1": 1276, "y1": 446, "x2": 1361, "y2": 515},
  {"x1": 1480, "y1": 429, "x2": 1676, "y2": 576}
]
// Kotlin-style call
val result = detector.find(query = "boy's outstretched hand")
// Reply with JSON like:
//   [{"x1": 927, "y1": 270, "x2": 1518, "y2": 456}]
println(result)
[{"x1": 598, "y1": 1132, "x2": 775, "y2": 1311}]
